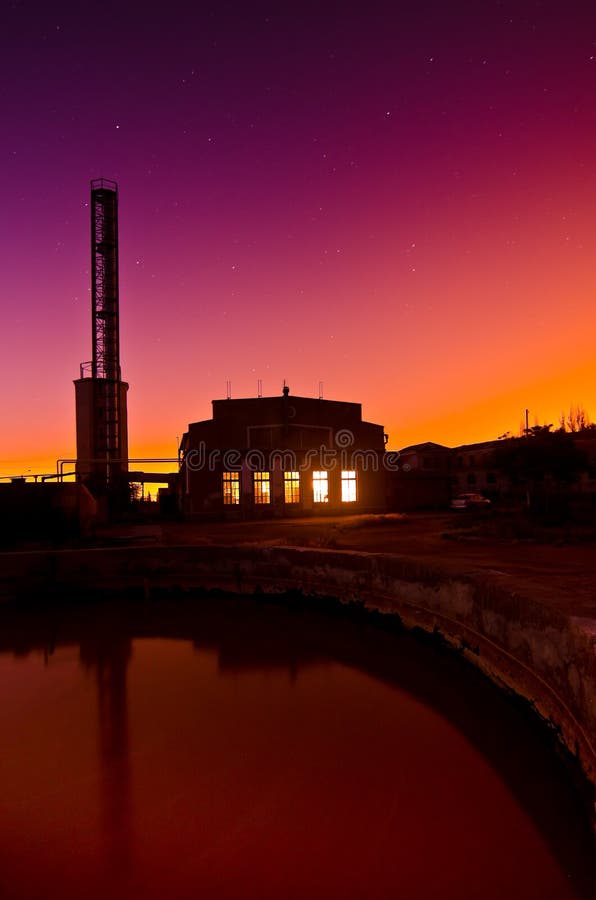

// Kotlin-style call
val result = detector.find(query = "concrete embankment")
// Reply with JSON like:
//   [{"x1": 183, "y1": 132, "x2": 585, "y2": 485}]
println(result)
[{"x1": 1, "y1": 543, "x2": 595, "y2": 821}]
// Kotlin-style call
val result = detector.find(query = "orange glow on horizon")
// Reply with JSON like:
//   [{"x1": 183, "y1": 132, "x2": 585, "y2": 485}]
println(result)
[{"x1": 2, "y1": 361, "x2": 595, "y2": 481}]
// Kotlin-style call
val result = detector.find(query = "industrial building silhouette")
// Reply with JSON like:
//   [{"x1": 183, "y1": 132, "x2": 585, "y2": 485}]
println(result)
[
  {"x1": 3, "y1": 178, "x2": 594, "y2": 533},
  {"x1": 71, "y1": 179, "x2": 387, "y2": 519},
  {"x1": 179, "y1": 386, "x2": 387, "y2": 517}
]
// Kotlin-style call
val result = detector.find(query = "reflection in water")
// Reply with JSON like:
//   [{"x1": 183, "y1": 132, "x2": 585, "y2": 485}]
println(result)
[
  {"x1": 0, "y1": 594, "x2": 593, "y2": 900},
  {"x1": 80, "y1": 628, "x2": 132, "y2": 877}
]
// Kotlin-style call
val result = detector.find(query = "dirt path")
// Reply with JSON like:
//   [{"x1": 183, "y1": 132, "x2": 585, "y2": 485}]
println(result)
[{"x1": 146, "y1": 513, "x2": 596, "y2": 620}]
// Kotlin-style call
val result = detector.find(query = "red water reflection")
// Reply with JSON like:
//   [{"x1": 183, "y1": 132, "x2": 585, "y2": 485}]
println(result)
[{"x1": 0, "y1": 597, "x2": 592, "y2": 900}]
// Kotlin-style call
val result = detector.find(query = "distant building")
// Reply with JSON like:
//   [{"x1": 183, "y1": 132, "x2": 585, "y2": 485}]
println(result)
[
  {"x1": 387, "y1": 437, "x2": 516, "y2": 509},
  {"x1": 450, "y1": 439, "x2": 504, "y2": 499},
  {"x1": 386, "y1": 442, "x2": 451, "y2": 510},
  {"x1": 388, "y1": 431, "x2": 596, "y2": 511},
  {"x1": 178, "y1": 387, "x2": 387, "y2": 518}
]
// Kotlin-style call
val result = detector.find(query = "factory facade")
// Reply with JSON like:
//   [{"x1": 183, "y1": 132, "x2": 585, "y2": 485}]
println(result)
[{"x1": 178, "y1": 387, "x2": 387, "y2": 518}]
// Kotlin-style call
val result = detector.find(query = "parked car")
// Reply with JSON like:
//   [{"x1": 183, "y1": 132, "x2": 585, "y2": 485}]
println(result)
[{"x1": 450, "y1": 493, "x2": 491, "y2": 510}]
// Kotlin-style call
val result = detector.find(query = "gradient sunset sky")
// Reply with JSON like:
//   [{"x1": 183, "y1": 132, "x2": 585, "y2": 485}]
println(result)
[{"x1": 2, "y1": 0, "x2": 596, "y2": 475}]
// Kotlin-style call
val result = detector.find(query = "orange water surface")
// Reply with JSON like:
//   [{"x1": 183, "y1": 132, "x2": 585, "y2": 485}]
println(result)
[{"x1": 0, "y1": 596, "x2": 593, "y2": 900}]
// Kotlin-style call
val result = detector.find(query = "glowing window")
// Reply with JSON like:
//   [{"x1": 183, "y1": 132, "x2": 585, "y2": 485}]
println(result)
[
  {"x1": 313, "y1": 470, "x2": 328, "y2": 503},
  {"x1": 284, "y1": 471, "x2": 300, "y2": 504},
  {"x1": 222, "y1": 471, "x2": 240, "y2": 505},
  {"x1": 253, "y1": 471, "x2": 271, "y2": 504},
  {"x1": 341, "y1": 470, "x2": 357, "y2": 502}
]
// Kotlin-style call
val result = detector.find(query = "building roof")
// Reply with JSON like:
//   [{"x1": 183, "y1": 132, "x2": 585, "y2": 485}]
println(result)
[
  {"x1": 452, "y1": 439, "x2": 503, "y2": 453},
  {"x1": 398, "y1": 441, "x2": 450, "y2": 454},
  {"x1": 211, "y1": 394, "x2": 361, "y2": 414},
  {"x1": 185, "y1": 390, "x2": 373, "y2": 430}
]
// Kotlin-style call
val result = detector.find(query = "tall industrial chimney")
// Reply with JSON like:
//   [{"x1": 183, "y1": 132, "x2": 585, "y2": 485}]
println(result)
[{"x1": 75, "y1": 179, "x2": 128, "y2": 492}]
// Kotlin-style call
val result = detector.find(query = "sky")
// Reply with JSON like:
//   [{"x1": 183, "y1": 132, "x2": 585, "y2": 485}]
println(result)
[{"x1": 1, "y1": 0, "x2": 596, "y2": 476}]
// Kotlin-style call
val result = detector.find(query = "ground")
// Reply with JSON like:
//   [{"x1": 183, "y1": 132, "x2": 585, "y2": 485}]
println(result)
[{"x1": 98, "y1": 512, "x2": 596, "y2": 620}]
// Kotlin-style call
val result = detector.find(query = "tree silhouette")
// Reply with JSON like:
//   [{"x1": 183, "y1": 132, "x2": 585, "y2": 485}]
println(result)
[
  {"x1": 558, "y1": 405, "x2": 593, "y2": 433},
  {"x1": 495, "y1": 428, "x2": 587, "y2": 517}
]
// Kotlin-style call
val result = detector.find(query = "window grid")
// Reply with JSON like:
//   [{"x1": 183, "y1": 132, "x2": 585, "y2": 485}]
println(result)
[
  {"x1": 313, "y1": 470, "x2": 329, "y2": 503},
  {"x1": 253, "y1": 471, "x2": 271, "y2": 504},
  {"x1": 284, "y1": 471, "x2": 300, "y2": 504},
  {"x1": 222, "y1": 471, "x2": 240, "y2": 505},
  {"x1": 341, "y1": 470, "x2": 357, "y2": 502}
]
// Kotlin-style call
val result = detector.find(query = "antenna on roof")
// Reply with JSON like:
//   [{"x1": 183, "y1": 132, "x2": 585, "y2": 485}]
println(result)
[
  {"x1": 257, "y1": 379, "x2": 262, "y2": 398},
  {"x1": 318, "y1": 381, "x2": 324, "y2": 400},
  {"x1": 226, "y1": 380, "x2": 231, "y2": 400}
]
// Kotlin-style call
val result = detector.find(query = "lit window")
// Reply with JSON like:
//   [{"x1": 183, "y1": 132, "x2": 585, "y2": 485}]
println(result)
[
  {"x1": 284, "y1": 471, "x2": 300, "y2": 504},
  {"x1": 253, "y1": 471, "x2": 271, "y2": 504},
  {"x1": 313, "y1": 470, "x2": 328, "y2": 503},
  {"x1": 222, "y1": 471, "x2": 240, "y2": 505},
  {"x1": 341, "y1": 470, "x2": 357, "y2": 502}
]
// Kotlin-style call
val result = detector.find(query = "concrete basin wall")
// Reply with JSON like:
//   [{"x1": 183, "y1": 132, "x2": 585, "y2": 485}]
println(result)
[{"x1": 1, "y1": 544, "x2": 595, "y2": 820}]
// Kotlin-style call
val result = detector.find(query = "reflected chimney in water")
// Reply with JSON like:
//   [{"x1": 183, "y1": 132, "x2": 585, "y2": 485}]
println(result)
[{"x1": 80, "y1": 633, "x2": 132, "y2": 876}]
